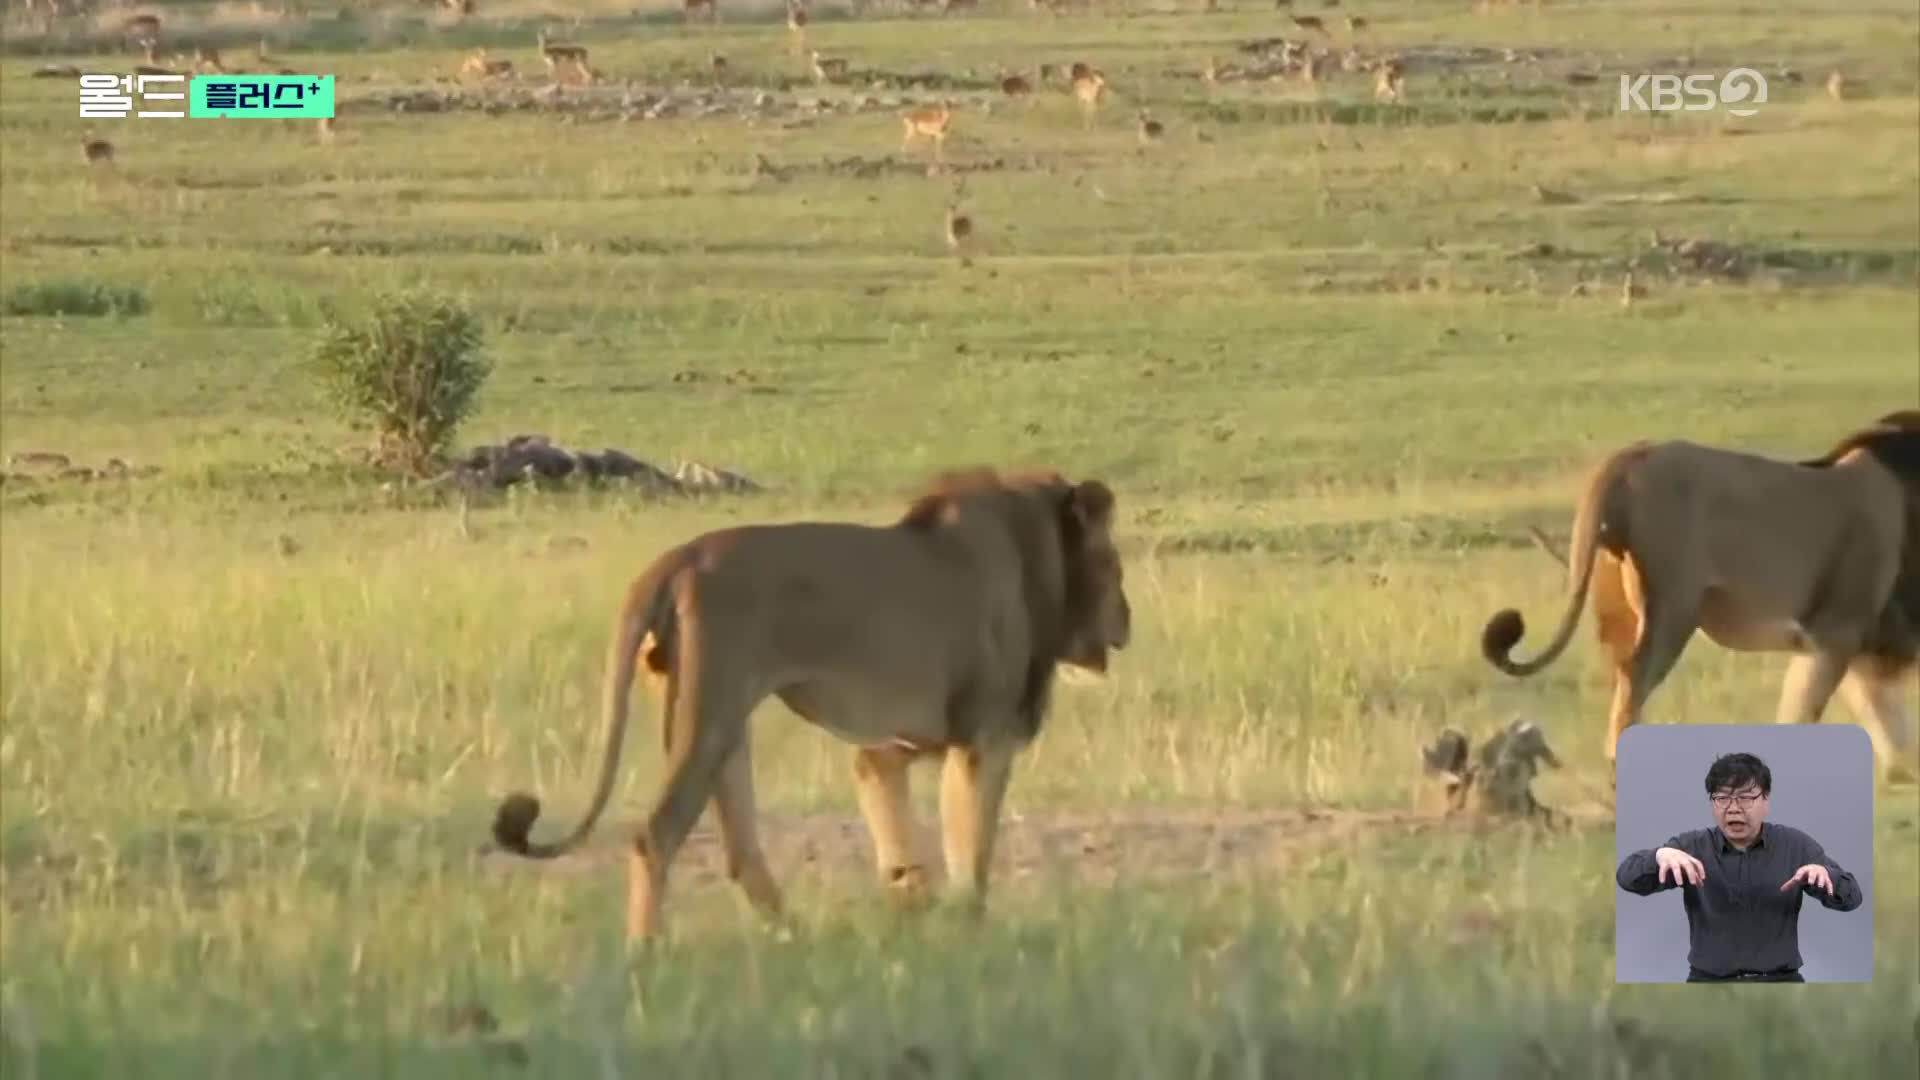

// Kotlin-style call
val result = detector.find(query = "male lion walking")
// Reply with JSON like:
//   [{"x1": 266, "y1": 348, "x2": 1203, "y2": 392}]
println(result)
[
  {"x1": 1482, "y1": 411, "x2": 1920, "y2": 781},
  {"x1": 490, "y1": 468, "x2": 1132, "y2": 941}
]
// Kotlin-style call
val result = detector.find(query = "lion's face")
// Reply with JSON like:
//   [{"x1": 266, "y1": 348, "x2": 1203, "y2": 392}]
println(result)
[{"x1": 1060, "y1": 481, "x2": 1131, "y2": 672}]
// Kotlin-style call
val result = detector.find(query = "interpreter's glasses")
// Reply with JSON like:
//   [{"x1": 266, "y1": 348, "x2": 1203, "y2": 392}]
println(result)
[{"x1": 1711, "y1": 793, "x2": 1764, "y2": 809}]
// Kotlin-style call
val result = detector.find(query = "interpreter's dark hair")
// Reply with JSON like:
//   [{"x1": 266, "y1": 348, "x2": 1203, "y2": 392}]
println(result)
[{"x1": 1704, "y1": 752, "x2": 1772, "y2": 798}]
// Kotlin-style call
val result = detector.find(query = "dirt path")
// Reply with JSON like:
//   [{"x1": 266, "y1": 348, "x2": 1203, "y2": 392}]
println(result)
[{"x1": 480, "y1": 803, "x2": 1616, "y2": 891}]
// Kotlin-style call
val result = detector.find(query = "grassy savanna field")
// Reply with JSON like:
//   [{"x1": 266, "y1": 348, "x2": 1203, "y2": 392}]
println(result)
[{"x1": 3, "y1": 0, "x2": 1919, "y2": 1075}]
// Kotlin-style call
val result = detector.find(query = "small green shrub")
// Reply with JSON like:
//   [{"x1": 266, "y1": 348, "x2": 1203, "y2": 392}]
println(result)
[
  {"x1": 306, "y1": 290, "x2": 490, "y2": 477},
  {"x1": 2, "y1": 279, "x2": 149, "y2": 318}
]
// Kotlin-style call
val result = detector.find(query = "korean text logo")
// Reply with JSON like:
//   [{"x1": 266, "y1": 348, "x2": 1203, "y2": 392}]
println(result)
[
  {"x1": 80, "y1": 73, "x2": 186, "y2": 119},
  {"x1": 80, "y1": 74, "x2": 336, "y2": 119}
]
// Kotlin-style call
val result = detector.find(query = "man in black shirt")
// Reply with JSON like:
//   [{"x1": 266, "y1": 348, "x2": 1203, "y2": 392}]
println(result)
[{"x1": 1616, "y1": 751, "x2": 1864, "y2": 982}]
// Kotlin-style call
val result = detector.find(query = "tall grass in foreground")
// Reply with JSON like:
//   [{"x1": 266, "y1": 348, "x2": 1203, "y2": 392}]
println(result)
[
  {"x1": 3, "y1": 497, "x2": 1916, "y2": 1076},
  {"x1": 0, "y1": 495, "x2": 1860, "y2": 820},
  {"x1": 2, "y1": 819, "x2": 1914, "y2": 1078}
]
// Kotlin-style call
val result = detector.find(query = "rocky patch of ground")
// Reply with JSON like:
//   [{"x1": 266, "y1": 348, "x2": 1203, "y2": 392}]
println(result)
[{"x1": 433, "y1": 433, "x2": 763, "y2": 495}]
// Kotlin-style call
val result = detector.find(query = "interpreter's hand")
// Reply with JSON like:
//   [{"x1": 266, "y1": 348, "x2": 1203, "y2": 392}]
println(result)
[
  {"x1": 1655, "y1": 846, "x2": 1706, "y2": 887},
  {"x1": 1781, "y1": 863, "x2": 1833, "y2": 895}
]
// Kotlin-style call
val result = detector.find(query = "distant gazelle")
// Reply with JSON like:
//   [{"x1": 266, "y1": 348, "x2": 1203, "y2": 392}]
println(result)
[
  {"x1": 1070, "y1": 67, "x2": 1107, "y2": 127},
  {"x1": 1620, "y1": 270, "x2": 1646, "y2": 309},
  {"x1": 901, "y1": 100, "x2": 954, "y2": 159},
  {"x1": 122, "y1": 13, "x2": 161, "y2": 50},
  {"x1": 460, "y1": 48, "x2": 515, "y2": 80},
  {"x1": 811, "y1": 49, "x2": 849, "y2": 84},
  {"x1": 787, "y1": 0, "x2": 809, "y2": 55},
  {"x1": 1374, "y1": 57, "x2": 1404, "y2": 102},
  {"x1": 1300, "y1": 50, "x2": 1331, "y2": 89},
  {"x1": 537, "y1": 30, "x2": 589, "y2": 78},
  {"x1": 944, "y1": 203, "x2": 974, "y2": 265}
]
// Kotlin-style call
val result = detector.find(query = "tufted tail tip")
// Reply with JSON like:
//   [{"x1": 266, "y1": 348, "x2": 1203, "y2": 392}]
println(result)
[
  {"x1": 1481, "y1": 608, "x2": 1526, "y2": 667},
  {"x1": 491, "y1": 793, "x2": 542, "y2": 856}
]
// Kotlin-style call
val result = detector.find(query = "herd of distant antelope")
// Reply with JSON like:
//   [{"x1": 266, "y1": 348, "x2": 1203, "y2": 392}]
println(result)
[{"x1": 76, "y1": 0, "x2": 1409, "y2": 235}]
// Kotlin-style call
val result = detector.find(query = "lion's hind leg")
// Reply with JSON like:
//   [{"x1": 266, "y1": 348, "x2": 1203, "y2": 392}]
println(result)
[
  {"x1": 627, "y1": 654, "x2": 758, "y2": 943},
  {"x1": 1592, "y1": 549, "x2": 1640, "y2": 782},
  {"x1": 1605, "y1": 550, "x2": 1701, "y2": 768},
  {"x1": 1773, "y1": 651, "x2": 1850, "y2": 726},
  {"x1": 710, "y1": 739, "x2": 787, "y2": 925},
  {"x1": 938, "y1": 740, "x2": 1017, "y2": 912},
  {"x1": 1838, "y1": 659, "x2": 1920, "y2": 783},
  {"x1": 852, "y1": 746, "x2": 933, "y2": 909}
]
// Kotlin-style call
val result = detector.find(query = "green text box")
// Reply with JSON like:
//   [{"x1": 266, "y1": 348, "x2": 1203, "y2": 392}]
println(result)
[{"x1": 189, "y1": 75, "x2": 335, "y2": 119}]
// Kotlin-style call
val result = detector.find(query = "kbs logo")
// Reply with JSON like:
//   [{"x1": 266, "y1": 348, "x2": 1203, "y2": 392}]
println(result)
[{"x1": 1618, "y1": 69, "x2": 1768, "y2": 117}]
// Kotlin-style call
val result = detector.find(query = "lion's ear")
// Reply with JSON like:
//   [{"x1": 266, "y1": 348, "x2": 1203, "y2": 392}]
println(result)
[{"x1": 1066, "y1": 480, "x2": 1115, "y2": 525}]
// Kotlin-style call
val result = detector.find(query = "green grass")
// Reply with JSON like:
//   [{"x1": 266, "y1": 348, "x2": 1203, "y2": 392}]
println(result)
[{"x1": 4, "y1": 1, "x2": 1919, "y2": 1076}]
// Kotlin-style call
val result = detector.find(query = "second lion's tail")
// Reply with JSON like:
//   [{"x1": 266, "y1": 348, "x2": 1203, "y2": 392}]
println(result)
[{"x1": 1482, "y1": 443, "x2": 1646, "y2": 677}]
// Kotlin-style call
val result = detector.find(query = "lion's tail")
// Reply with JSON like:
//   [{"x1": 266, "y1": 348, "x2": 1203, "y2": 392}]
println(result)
[
  {"x1": 1482, "y1": 443, "x2": 1644, "y2": 677},
  {"x1": 489, "y1": 565, "x2": 679, "y2": 860}
]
